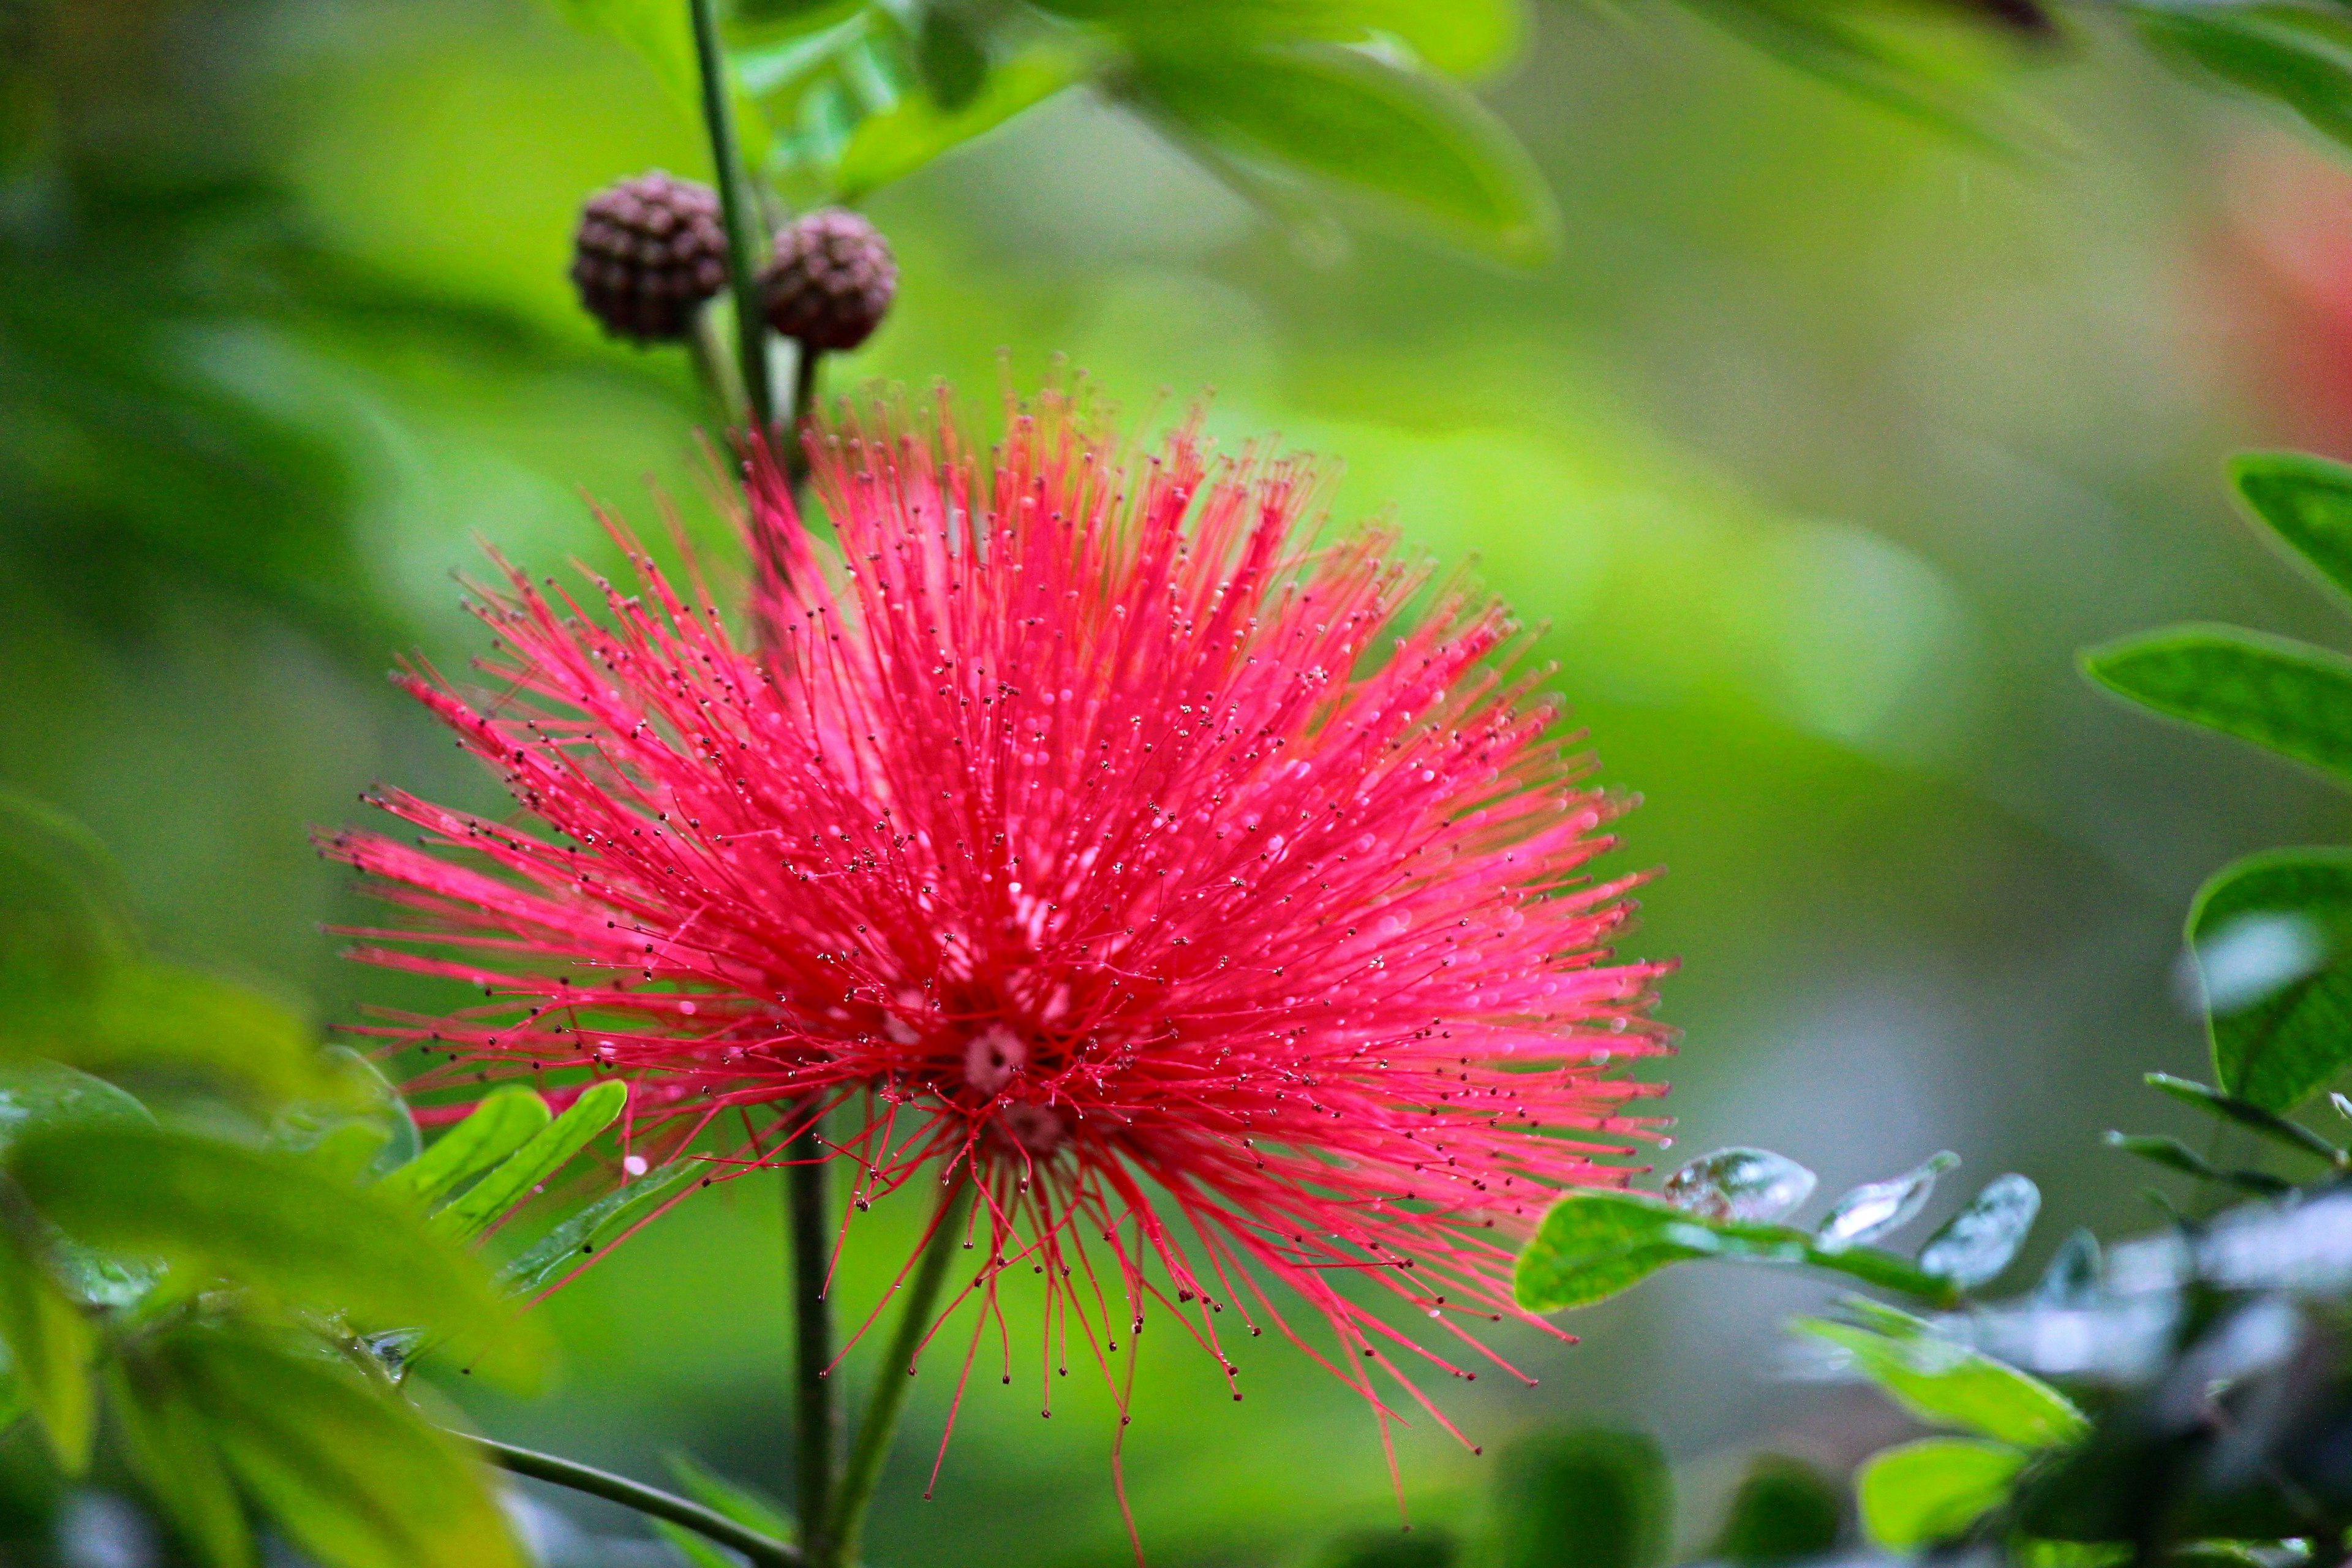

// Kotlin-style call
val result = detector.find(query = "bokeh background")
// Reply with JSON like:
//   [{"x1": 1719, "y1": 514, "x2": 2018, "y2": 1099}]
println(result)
[{"x1": 8, "y1": 1, "x2": 2352, "y2": 1561}]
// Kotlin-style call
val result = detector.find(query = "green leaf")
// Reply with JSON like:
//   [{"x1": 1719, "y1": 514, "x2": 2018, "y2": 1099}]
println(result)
[
  {"x1": 2132, "y1": 1, "x2": 2352, "y2": 151},
  {"x1": 0, "y1": 1058, "x2": 153, "y2": 1155},
  {"x1": 652, "y1": 1519, "x2": 740, "y2": 1568},
  {"x1": 383, "y1": 1087, "x2": 552, "y2": 1210},
  {"x1": 2104, "y1": 1130, "x2": 2291, "y2": 1194},
  {"x1": 2081, "y1": 624, "x2": 2352, "y2": 786},
  {"x1": 2144, "y1": 1071, "x2": 2345, "y2": 1161},
  {"x1": 1709, "y1": 1453, "x2": 1841, "y2": 1565},
  {"x1": 1514, "y1": 1190, "x2": 1959, "y2": 1312},
  {"x1": 499, "y1": 1159, "x2": 705, "y2": 1297},
  {"x1": 1792, "y1": 1302, "x2": 2087, "y2": 1449},
  {"x1": 2232, "y1": 449, "x2": 2352, "y2": 603},
  {"x1": 664, "y1": 1450, "x2": 794, "y2": 1539},
  {"x1": 273, "y1": 1047, "x2": 420, "y2": 1184},
  {"x1": 1135, "y1": 42, "x2": 1559, "y2": 265},
  {"x1": 0, "y1": 958, "x2": 339, "y2": 1106},
  {"x1": 834, "y1": 44, "x2": 1087, "y2": 198},
  {"x1": 0, "y1": 790, "x2": 137, "y2": 982},
  {"x1": 9, "y1": 1126, "x2": 545, "y2": 1384},
  {"x1": 1659, "y1": 1147, "x2": 1817, "y2": 1223},
  {"x1": 1917, "y1": 1173, "x2": 2040, "y2": 1290},
  {"x1": 106, "y1": 1351, "x2": 255, "y2": 1568},
  {"x1": 1856, "y1": 1437, "x2": 2023, "y2": 1550},
  {"x1": 164, "y1": 1325, "x2": 522, "y2": 1568},
  {"x1": 1307, "y1": 1527, "x2": 1461, "y2": 1568},
  {"x1": 433, "y1": 1079, "x2": 628, "y2": 1243},
  {"x1": 539, "y1": 0, "x2": 703, "y2": 124},
  {"x1": 0, "y1": 1216, "x2": 92, "y2": 1474},
  {"x1": 915, "y1": 10, "x2": 987, "y2": 110},
  {"x1": 1490, "y1": 1427, "x2": 1672, "y2": 1568},
  {"x1": 1031, "y1": 0, "x2": 1525, "y2": 78},
  {"x1": 1815, "y1": 1150, "x2": 1959, "y2": 1248},
  {"x1": 2187, "y1": 847, "x2": 2352, "y2": 1110}
]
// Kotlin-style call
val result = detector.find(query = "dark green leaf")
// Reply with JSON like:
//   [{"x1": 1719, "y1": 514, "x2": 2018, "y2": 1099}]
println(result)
[
  {"x1": 2232, "y1": 449, "x2": 2352, "y2": 603},
  {"x1": 916, "y1": 10, "x2": 987, "y2": 110},
  {"x1": 1918, "y1": 1173, "x2": 2040, "y2": 1289},
  {"x1": 0, "y1": 1218, "x2": 91, "y2": 1474},
  {"x1": 2144, "y1": 1071, "x2": 2344, "y2": 1161},
  {"x1": 664, "y1": 1450, "x2": 793, "y2": 1539},
  {"x1": 164, "y1": 1325, "x2": 521, "y2": 1568},
  {"x1": 500, "y1": 1159, "x2": 705, "y2": 1297},
  {"x1": 2081, "y1": 624, "x2": 2352, "y2": 786},
  {"x1": 1306, "y1": 1526, "x2": 1460, "y2": 1568},
  {"x1": 1490, "y1": 1427, "x2": 1672, "y2": 1568},
  {"x1": 1135, "y1": 43, "x2": 1559, "y2": 264},
  {"x1": 9, "y1": 1126, "x2": 545, "y2": 1384},
  {"x1": 105, "y1": 1350, "x2": 255, "y2": 1568},
  {"x1": 0, "y1": 790, "x2": 137, "y2": 982},
  {"x1": 383, "y1": 1087, "x2": 551, "y2": 1210},
  {"x1": 433, "y1": 1079, "x2": 628, "y2": 1244},
  {"x1": 2104, "y1": 1131, "x2": 2291, "y2": 1195},
  {"x1": 2132, "y1": 1, "x2": 2352, "y2": 150},
  {"x1": 834, "y1": 45, "x2": 1086, "y2": 198},
  {"x1": 652, "y1": 1518, "x2": 739, "y2": 1568},
  {"x1": 1792, "y1": 1301, "x2": 2087, "y2": 1449},
  {"x1": 2187, "y1": 847, "x2": 2352, "y2": 1110},
  {"x1": 0, "y1": 1058, "x2": 153, "y2": 1155},
  {"x1": 1659, "y1": 1147, "x2": 1817, "y2": 1223},
  {"x1": 1815, "y1": 1150, "x2": 1958, "y2": 1248},
  {"x1": 1709, "y1": 1453, "x2": 1842, "y2": 1565},
  {"x1": 1856, "y1": 1436, "x2": 2023, "y2": 1549}
]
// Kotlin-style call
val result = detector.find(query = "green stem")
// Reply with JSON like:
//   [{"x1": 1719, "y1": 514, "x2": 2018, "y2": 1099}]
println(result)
[
  {"x1": 786, "y1": 1108, "x2": 836, "y2": 1556},
  {"x1": 462, "y1": 1433, "x2": 801, "y2": 1568},
  {"x1": 824, "y1": 1177, "x2": 972, "y2": 1568},
  {"x1": 785, "y1": 346, "x2": 823, "y2": 505},
  {"x1": 688, "y1": 304, "x2": 747, "y2": 426},
  {"x1": 687, "y1": 0, "x2": 772, "y2": 432}
]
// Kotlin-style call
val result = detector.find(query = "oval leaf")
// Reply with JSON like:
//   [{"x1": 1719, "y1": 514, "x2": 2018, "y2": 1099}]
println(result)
[
  {"x1": 9, "y1": 1126, "x2": 544, "y2": 1384},
  {"x1": 1135, "y1": 42, "x2": 1559, "y2": 265},
  {"x1": 1490, "y1": 1427, "x2": 1671, "y2": 1568},
  {"x1": 1793, "y1": 1302, "x2": 2087, "y2": 1449},
  {"x1": 2189, "y1": 846, "x2": 2352, "y2": 1110},
  {"x1": 499, "y1": 1158, "x2": 706, "y2": 1297},
  {"x1": 106, "y1": 1351, "x2": 256, "y2": 1568},
  {"x1": 1815, "y1": 1151, "x2": 1958, "y2": 1248},
  {"x1": 1660, "y1": 1147, "x2": 1817, "y2": 1224},
  {"x1": 383, "y1": 1087, "x2": 552, "y2": 1210},
  {"x1": 2233, "y1": 449, "x2": 2352, "y2": 603},
  {"x1": 433, "y1": 1079, "x2": 628, "y2": 1243},
  {"x1": 2135, "y1": 2, "x2": 2352, "y2": 151},
  {"x1": 0, "y1": 1216, "x2": 93, "y2": 1474},
  {"x1": 1513, "y1": 1191, "x2": 1727, "y2": 1311},
  {"x1": 1710, "y1": 1453, "x2": 1841, "y2": 1565},
  {"x1": 2082, "y1": 624, "x2": 2352, "y2": 786},
  {"x1": 1856, "y1": 1437, "x2": 2023, "y2": 1550},
  {"x1": 1918, "y1": 1174, "x2": 2040, "y2": 1290},
  {"x1": 834, "y1": 45, "x2": 1086, "y2": 198}
]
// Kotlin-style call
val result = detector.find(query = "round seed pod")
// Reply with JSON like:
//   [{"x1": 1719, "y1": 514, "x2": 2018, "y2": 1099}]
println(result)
[
  {"x1": 570, "y1": 171, "x2": 730, "y2": 343},
  {"x1": 761, "y1": 208, "x2": 897, "y2": 352}
]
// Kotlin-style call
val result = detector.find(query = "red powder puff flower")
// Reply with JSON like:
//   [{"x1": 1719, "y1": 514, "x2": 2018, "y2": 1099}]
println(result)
[{"x1": 326, "y1": 385, "x2": 1670, "y2": 1467}]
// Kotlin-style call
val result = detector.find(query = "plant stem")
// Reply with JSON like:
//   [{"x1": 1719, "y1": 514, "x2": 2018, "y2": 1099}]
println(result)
[
  {"x1": 462, "y1": 1432, "x2": 801, "y2": 1568},
  {"x1": 784, "y1": 345, "x2": 823, "y2": 504},
  {"x1": 786, "y1": 1107, "x2": 836, "y2": 1557},
  {"x1": 688, "y1": 304, "x2": 747, "y2": 426},
  {"x1": 687, "y1": 0, "x2": 772, "y2": 432},
  {"x1": 823, "y1": 1177, "x2": 973, "y2": 1568}
]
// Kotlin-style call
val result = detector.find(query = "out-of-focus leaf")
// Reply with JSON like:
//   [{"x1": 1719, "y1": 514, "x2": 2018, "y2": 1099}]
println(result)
[
  {"x1": 1709, "y1": 1453, "x2": 1841, "y2": 1564},
  {"x1": 2233, "y1": 449, "x2": 2352, "y2": 603},
  {"x1": 2133, "y1": 1, "x2": 2352, "y2": 149},
  {"x1": 1033, "y1": 0, "x2": 1525, "y2": 78},
  {"x1": 164, "y1": 1325, "x2": 521, "y2": 1568},
  {"x1": 2144, "y1": 1071, "x2": 2345, "y2": 1161},
  {"x1": 273, "y1": 1047, "x2": 419, "y2": 1184},
  {"x1": 1793, "y1": 1301, "x2": 2087, "y2": 1449},
  {"x1": 0, "y1": 1059, "x2": 153, "y2": 1155},
  {"x1": 1660, "y1": 1147, "x2": 1817, "y2": 1224},
  {"x1": 1490, "y1": 1427, "x2": 1672, "y2": 1568},
  {"x1": 501, "y1": 1159, "x2": 705, "y2": 1297},
  {"x1": 2105, "y1": 1131, "x2": 2292, "y2": 1196},
  {"x1": 1135, "y1": 42, "x2": 1559, "y2": 265},
  {"x1": 383, "y1": 1087, "x2": 552, "y2": 1210},
  {"x1": 538, "y1": 0, "x2": 703, "y2": 124},
  {"x1": 105, "y1": 1351, "x2": 254, "y2": 1568},
  {"x1": 0, "y1": 790, "x2": 137, "y2": 982},
  {"x1": 9, "y1": 1126, "x2": 545, "y2": 1385},
  {"x1": 1856, "y1": 1437, "x2": 2022, "y2": 1549},
  {"x1": 1918, "y1": 1173, "x2": 2040, "y2": 1289},
  {"x1": 665, "y1": 1451, "x2": 794, "y2": 1539},
  {"x1": 2187, "y1": 848, "x2": 2352, "y2": 1110},
  {"x1": 915, "y1": 10, "x2": 987, "y2": 110},
  {"x1": 2082, "y1": 624, "x2": 2352, "y2": 785},
  {"x1": 1815, "y1": 1151, "x2": 1958, "y2": 1248},
  {"x1": 652, "y1": 1518, "x2": 739, "y2": 1568},
  {"x1": 1306, "y1": 1526, "x2": 1460, "y2": 1568},
  {"x1": 1515, "y1": 1190, "x2": 1959, "y2": 1312},
  {"x1": 2032, "y1": 1229, "x2": 2101, "y2": 1306},
  {"x1": 0, "y1": 1219, "x2": 91, "y2": 1474},
  {"x1": 433, "y1": 1079, "x2": 628, "y2": 1244},
  {"x1": 0, "y1": 958, "x2": 337, "y2": 1106},
  {"x1": 834, "y1": 44, "x2": 1087, "y2": 198}
]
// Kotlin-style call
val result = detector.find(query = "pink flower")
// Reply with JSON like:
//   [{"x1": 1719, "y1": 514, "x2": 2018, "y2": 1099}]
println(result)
[{"x1": 327, "y1": 386, "x2": 1670, "y2": 1464}]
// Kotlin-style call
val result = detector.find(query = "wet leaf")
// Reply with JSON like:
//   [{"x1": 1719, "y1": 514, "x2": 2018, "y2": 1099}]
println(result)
[
  {"x1": 2032, "y1": 1228, "x2": 2101, "y2": 1306},
  {"x1": 1793, "y1": 1300, "x2": 2087, "y2": 1449},
  {"x1": 1660, "y1": 1147, "x2": 1817, "y2": 1224},
  {"x1": 433, "y1": 1079, "x2": 628, "y2": 1244},
  {"x1": 1856, "y1": 1437, "x2": 2023, "y2": 1549},
  {"x1": 2104, "y1": 1131, "x2": 2290, "y2": 1196},
  {"x1": 500, "y1": 1159, "x2": 705, "y2": 1297},
  {"x1": 1815, "y1": 1151, "x2": 1958, "y2": 1248},
  {"x1": 1918, "y1": 1173, "x2": 2040, "y2": 1289}
]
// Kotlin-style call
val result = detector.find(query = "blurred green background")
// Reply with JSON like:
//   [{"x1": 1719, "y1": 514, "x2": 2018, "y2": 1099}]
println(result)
[{"x1": 7, "y1": 0, "x2": 2349, "y2": 1561}]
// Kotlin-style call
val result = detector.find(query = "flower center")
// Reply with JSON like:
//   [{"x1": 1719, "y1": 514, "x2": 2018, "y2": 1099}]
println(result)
[{"x1": 962, "y1": 1023, "x2": 1027, "y2": 1097}]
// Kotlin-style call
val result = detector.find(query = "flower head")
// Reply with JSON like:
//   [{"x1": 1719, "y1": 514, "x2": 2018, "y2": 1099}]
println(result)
[{"x1": 328, "y1": 385, "x2": 1670, "y2": 1460}]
